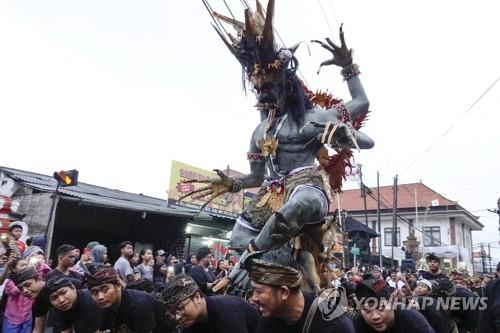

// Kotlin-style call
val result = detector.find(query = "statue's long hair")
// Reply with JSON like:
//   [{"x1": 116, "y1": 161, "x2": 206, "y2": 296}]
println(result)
[{"x1": 284, "y1": 73, "x2": 313, "y2": 126}]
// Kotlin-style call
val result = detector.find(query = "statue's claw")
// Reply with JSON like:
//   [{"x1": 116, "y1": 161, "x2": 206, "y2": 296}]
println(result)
[{"x1": 213, "y1": 277, "x2": 231, "y2": 292}]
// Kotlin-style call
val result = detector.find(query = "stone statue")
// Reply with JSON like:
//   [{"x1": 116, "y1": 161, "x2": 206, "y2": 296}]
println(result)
[{"x1": 183, "y1": 0, "x2": 374, "y2": 294}]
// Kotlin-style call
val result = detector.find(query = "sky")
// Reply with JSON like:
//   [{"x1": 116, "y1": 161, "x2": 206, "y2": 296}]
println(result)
[{"x1": 1, "y1": 0, "x2": 499, "y2": 259}]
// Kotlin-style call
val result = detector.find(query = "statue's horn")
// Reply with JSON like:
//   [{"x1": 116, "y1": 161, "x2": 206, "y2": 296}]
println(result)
[
  {"x1": 261, "y1": 0, "x2": 275, "y2": 64},
  {"x1": 244, "y1": 9, "x2": 257, "y2": 47},
  {"x1": 255, "y1": 0, "x2": 265, "y2": 17}
]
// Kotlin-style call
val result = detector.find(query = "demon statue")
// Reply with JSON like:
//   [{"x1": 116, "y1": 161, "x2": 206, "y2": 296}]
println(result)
[{"x1": 183, "y1": 0, "x2": 374, "y2": 294}]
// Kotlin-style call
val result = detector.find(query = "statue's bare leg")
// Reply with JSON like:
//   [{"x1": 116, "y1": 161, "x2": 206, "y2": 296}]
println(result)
[{"x1": 224, "y1": 185, "x2": 328, "y2": 289}]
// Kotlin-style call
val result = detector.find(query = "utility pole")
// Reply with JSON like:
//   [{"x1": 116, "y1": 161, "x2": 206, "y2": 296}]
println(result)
[
  {"x1": 480, "y1": 244, "x2": 486, "y2": 273},
  {"x1": 488, "y1": 243, "x2": 492, "y2": 273},
  {"x1": 391, "y1": 175, "x2": 398, "y2": 268},
  {"x1": 487, "y1": 197, "x2": 500, "y2": 244},
  {"x1": 377, "y1": 171, "x2": 382, "y2": 268},
  {"x1": 359, "y1": 164, "x2": 369, "y2": 226}
]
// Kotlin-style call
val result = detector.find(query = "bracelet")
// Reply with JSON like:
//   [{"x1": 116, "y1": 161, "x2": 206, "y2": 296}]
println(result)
[
  {"x1": 230, "y1": 178, "x2": 244, "y2": 193},
  {"x1": 341, "y1": 64, "x2": 360, "y2": 81},
  {"x1": 247, "y1": 152, "x2": 265, "y2": 162},
  {"x1": 333, "y1": 102, "x2": 351, "y2": 123}
]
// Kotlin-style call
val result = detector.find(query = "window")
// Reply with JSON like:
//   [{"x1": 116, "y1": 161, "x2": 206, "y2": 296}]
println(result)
[
  {"x1": 384, "y1": 227, "x2": 400, "y2": 246},
  {"x1": 424, "y1": 226, "x2": 441, "y2": 246}
]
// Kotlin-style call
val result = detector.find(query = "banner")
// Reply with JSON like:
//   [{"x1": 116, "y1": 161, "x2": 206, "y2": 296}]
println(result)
[{"x1": 168, "y1": 161, "x2": 244, "y2": 218}]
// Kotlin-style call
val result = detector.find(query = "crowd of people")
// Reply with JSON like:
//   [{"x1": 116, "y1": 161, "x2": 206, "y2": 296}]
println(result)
[{"x1": 0, "y1": 222, "x2": 499, "y2": 333}]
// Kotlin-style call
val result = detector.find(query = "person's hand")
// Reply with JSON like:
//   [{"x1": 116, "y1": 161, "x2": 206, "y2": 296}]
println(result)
[
  {"x1": 312, "y1": 24, "x2": 353, "y2": 71},
  {"x1": 0, "y1": 255, "x2": 8, "y2": 266}
]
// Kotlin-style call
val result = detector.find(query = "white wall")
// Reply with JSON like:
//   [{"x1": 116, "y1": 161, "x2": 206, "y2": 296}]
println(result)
[{"x1": 352, "y1": 212, "x2": 453, "y2": 264}]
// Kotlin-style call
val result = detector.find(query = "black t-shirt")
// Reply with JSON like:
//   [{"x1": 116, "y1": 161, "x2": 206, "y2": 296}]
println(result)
[
  {"x1": 476, "y1": 278, "x2": 500, "y2": 333},
  {"x1": 450, "y1": 286, "x2": 480, "y2": 333},
  {"x1": 413, "y1": 297, "x2": 453, "y2": 333},
  {"x1": 33, "y1": 287, "x2": 51, "y2": 318},
  {"x1": 353, "y1": 308, "x2": 435, "y2": 333},
  {"x1": 256, "y1": 292, "x2": 355, "y2": 333},
  {"x1": 106, "y1": 288, "x2": 169, "y2": 333},
  {"x1": 184, "y1": 295, "x2": 260, "y2": 333},
  {"x1": 46, "y1": 268, "x2": 85, "y2": 289},
  {"x1": 188, "y1": 265, "x2": 216, "y2": 296},
  {"x1": 418, "y1": 270, "x2": 448, "y2": 281},
  {"x1": 53, "y1": 290, "x2": 110, "y2": 333}
]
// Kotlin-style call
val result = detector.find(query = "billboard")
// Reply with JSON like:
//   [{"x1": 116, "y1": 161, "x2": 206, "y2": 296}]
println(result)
[{"x1": 168, "y1": 161, "x2": 245, "y2": 218}]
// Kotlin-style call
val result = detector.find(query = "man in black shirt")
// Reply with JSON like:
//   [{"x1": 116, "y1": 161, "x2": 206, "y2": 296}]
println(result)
[
  {"x1": 353, "y1": 275, "x2": 435, "y2": 333},
  {"x1": 188, "y1": 247, "x2": 216, "y2": 296},
  {"x1": 476, "y1": 272, "x2": 500, "y2": 333},
  {"x1": 419, "y1": 253, "x2": 447, "y2": 281},
  {"x1": 45, "y1": 244, "x2": 85, "y2": 289},
  {"x1": 87, "y1": 266, "x2": 171, "y2": 333},
  {"x1": 243, "y1": 249, "x2": 355, "y2": 333},
  {"x1": 161, "y1": 274, "x2": 260, "y2": 333},
  {"x1": 12, "y1": 267, "x2": 50, "y2": 333},
  {"x1": 46, "y1": 277, "x2": 109, "y2": 333},
  {"x1": 431, "y1": 277, "x2": 480, "y2": 333}
]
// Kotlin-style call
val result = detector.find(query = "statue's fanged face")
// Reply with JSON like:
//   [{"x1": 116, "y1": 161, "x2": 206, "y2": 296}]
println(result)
[{"x1": 253, "y1": 80, "x2": 285, "y2": 110}]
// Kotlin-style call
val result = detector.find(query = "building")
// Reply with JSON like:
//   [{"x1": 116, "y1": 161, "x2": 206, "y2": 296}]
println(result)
[
  {"x1": 0, "y1": 166, "x2": 235, "y2": 261},
  {"x1": 338, "y1": 182, "x2": 483, "y2": 271}
]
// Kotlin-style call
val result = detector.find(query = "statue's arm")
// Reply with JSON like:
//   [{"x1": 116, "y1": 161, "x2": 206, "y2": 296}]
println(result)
[
  {"x1": 343, "y1": 66, "x2": 369, "y2": 120},
  {"x1": 229, "y1": 127, "x2": 266, "y2": 191}
]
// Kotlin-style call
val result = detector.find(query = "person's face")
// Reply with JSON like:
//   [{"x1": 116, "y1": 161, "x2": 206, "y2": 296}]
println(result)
[
  {"x1": 390, "y1": 272, "x2": 397, "y2": 280},
  {"x1": 60, "y1": 251, "x2": 76, "y2": 268},
  {"x1": 170, "y1": 256, "x2": 178, "y2": 264},
  {"x1": 372, "y1": 271, "x2": 381, "y2": 279},
  {"x1": 143, "y1": 250, "x2": 153, "y2": 262},
  {"x1": 190, "y1": 255, "x2": 197, "y2": 264},
  {"x1": 409, "y1": 275, "x2": 417, "y2": 283},
  {"x1": 415, "y1": 284, "x2": 429, "y2": 296},
  {"x1": 172, "y1": 294, "x2": 203, "y2": 327},
  {"x1": 347, "y1": 273, "x2": 355, "y2": 282},
  {"x1": 121, "y1": 244, "x2": 133, "y2": 257},
  {"x1": 201, "y1": 256, "x2": 210, "y2": 267},
  {"x1": 14, "y1": 259, "x2": 28, "y2": 273},
  {"x1": 250, "y1": 281, "x2": 288, "y2": 318},
  {"x1": 18, "y1": 278, "x2": 45, "y2": 299},
  {"x1": 90, "y1": 283, "x2": 121, "y2": 309},
  {"x1": 10, "y1": 227, "x2": 22, "y2": 240},
  {"x1": 219, "y1": 261, "x2": 227, "y2": 270},
  {"x1": 454, "y1": 279, "x2": 469, "y2": 288},
  {"x1": 428, "y1": 259, "x2": 440, "y2": 272},
  {"x1": 360, "y1": 302, "x2": 394, "y2": 332},
  {"x1": 49, "y1": 286, "x2": 77, "y2": 311},
  {"x1": 131, "y1": 254, "x2": 139, "y2": 265},
  {"x1": 73, "y1": 249, "x2": 81, "y2": 260}
]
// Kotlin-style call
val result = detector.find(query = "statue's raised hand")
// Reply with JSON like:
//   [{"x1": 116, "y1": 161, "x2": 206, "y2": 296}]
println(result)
[
  {"x1": 312, "y1": 24, "x2": 353, "y2": 72},
  {"x1": 179, "y1": 169, "x2": 236, "y2": 213}
]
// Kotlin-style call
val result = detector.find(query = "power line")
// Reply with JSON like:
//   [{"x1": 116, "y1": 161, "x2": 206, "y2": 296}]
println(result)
[
  {"x1": 317, "y1": 0, "x2": 335, "y2": 38},
  {"x1": 400, "y1": 75, "x2": 500, "y2": 174},
  {"x1": 363, "y1": 185, "x2": 450, "y2": 247}
]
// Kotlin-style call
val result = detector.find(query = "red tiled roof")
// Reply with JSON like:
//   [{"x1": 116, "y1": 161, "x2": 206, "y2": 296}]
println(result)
[{"x1": 336, "y1": 182, "x2": 457, "y2": 212}]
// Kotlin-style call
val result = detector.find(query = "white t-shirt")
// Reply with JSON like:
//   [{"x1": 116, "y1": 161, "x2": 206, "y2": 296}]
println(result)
[{"x1": 387, "y1": 279, "x2": 405, "y2": 290}]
